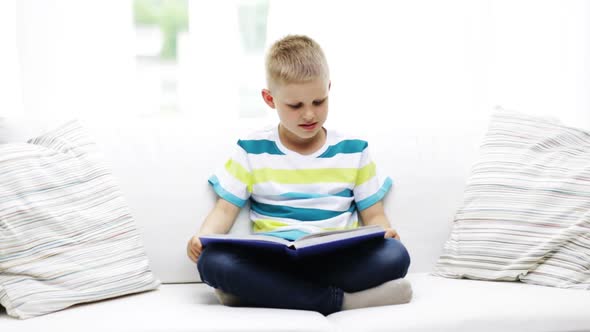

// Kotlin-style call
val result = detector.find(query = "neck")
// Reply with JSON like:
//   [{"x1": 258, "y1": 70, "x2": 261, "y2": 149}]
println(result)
[{"x1": 278, "y1": 125, "x2": 326, "y2": 155}]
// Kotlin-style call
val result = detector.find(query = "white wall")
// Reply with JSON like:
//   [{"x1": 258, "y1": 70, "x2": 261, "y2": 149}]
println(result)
[
  {"x1": 489, "y1": 0, "x2": 590, "y2": 127},
  {"x1": 16, "y1": 0, "x2": 135, "y2": 120},
  {"x1": 266, "y1": 0, "x2": 590, "y2": 134},
  {"x1": 0, "y1": 1, "x2": 23, "y2": 117}
]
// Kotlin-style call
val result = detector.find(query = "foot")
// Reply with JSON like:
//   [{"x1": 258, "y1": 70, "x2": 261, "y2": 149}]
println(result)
[
  {"x1": 342, "y1": 278, "x2": 412, "y2": 310},
  {"x1": 214, "y1": 288, "x2": 241, "y2": 306}
]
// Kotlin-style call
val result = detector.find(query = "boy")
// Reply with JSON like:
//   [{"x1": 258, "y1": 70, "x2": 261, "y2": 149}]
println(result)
[{"x1": 187, "y1": 35, "x2": 411, "y2": 315}]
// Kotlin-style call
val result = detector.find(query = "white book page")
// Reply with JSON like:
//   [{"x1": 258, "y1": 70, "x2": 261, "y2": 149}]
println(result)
[
  {"x1": 200, "y1": 233, "x2": 291, "y2": 246},
  {"x1": 295, "y1": 225, "x2": 383, "y2": 241},
  {"x1": 292, "y1": 225, "x2": 384, "y2": 249}
]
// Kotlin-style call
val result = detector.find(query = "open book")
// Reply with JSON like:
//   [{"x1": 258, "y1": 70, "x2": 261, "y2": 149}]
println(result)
[{"x1": 199, "y1": 225, "x2": 385, "y2": 258}]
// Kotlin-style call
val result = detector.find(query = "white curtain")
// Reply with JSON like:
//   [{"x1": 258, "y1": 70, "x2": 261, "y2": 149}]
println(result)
[{"x1": 4, "y1": 0, "x2": 590, "y2": 130}]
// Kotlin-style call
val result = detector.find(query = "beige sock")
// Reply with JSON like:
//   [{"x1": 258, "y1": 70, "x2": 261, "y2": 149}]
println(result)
[
  {"x1": 214, "y1": 288, "x2": 241, "y2": 306},
  {"x1": 342, "y1": 278, "x2": 412, "y2": 310}
]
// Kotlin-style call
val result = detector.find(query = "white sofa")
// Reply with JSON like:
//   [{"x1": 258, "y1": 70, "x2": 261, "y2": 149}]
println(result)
[{"x1": 2, "y1": 115, "x2": 590, "y2": 332}]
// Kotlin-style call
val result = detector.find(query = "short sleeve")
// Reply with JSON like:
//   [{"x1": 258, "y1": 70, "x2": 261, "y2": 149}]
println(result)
[
  {"x1": 353, "y1": 144, "x2": 393, "y2": 211},
  {"x1": 208, "y1": 141, "x2": 252, "y2": 208}
]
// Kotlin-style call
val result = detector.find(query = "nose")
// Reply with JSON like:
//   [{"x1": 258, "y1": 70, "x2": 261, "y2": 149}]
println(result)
[{"x1": 301, "y1": 106, "x2": 315, "y2": 122}]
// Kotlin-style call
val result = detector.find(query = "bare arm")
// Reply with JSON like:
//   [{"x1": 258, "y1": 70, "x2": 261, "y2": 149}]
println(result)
[
  {"x1": 186, "y1": 198, "x2": 241, "y2": 263},
  {"x1": 359, "y1": 201, "x2": 400, "y2": 240},
  {"x1": 199, "y1": 198, "x2": 241, "y2": 235}
]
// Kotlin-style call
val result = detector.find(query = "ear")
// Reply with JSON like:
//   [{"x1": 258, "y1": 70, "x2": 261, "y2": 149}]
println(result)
[{"x1": 261, "y1": 89, "x2": 276, "y2": 109}]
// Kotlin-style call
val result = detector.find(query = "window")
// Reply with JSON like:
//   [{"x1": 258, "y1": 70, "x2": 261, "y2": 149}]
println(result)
[
  {"x1": 133, "y1": 0, "x2": 269, "y2": 118},
  {"x1": 237, "y1": 0, "x2": 270, "y2": 118},
  {"x1": 133, "y1": 0, "x2": 188, "y2": 116}
]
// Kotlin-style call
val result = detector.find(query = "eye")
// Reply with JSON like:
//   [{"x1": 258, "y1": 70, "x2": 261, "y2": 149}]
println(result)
[
  {"x1": 287, "y1": 103, "x2": 302, "y2": 109},
  {"x1": 313, "y1": 98, "x2": 327, "y2": 106}
]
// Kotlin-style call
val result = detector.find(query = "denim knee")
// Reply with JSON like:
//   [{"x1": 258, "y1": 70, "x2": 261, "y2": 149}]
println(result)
[
  {"x1": 382, "y1": 239, "x2": 411, "y2": 279},
  {"x1": 197, "y1": 244, "x2": 238, "y2": 287}
]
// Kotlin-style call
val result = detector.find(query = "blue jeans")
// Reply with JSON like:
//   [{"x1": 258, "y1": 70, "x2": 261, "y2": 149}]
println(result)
[{"x1": 197, "y1": 238, "x2": 410, "y2": 315}]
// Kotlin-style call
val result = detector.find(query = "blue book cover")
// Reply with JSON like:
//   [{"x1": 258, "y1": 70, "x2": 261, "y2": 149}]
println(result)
[{"x1": 199, "y1": 225, "x2": 386, "y2": 258}]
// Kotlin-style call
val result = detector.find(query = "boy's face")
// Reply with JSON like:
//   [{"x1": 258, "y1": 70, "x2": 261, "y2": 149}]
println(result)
[{"x1": 262, "y1": 78, "x2": 330, "y2": 145}]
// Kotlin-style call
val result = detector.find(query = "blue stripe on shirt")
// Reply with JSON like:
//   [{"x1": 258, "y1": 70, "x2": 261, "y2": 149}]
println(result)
[
  {"x1": 317, "y1": 139, "x2": 368, "y2": 158},
  {"x1": 238, "y1": 139, "x2": 285, "y2": 155},
  {"x1": 251, "y1": 201, "x2": 356, "y2": 221},
  {"x1": 279, "y1": 189, "x2": 353, "y2": 200},
  {"x1": 356, "y1": 177, "x2": 393, "y2": 211},
  {"x1": 208, "y1": 175, "x2": 248, "y2": 208},
  {"x1": 261, "y1": 229, "x2": 309, "y2": 241}
]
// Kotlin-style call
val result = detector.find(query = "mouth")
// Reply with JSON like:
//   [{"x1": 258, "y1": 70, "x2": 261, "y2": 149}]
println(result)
[{"x1": 299, "y1": 122, "x2": 318, "y2": 130}]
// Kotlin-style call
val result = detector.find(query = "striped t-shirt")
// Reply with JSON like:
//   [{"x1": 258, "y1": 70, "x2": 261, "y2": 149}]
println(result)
[{"x1": 208, "y1": 125, "x2": 392, "y2": 240}]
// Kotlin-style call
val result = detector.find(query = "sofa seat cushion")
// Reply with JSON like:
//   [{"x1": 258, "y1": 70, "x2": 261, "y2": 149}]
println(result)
[
  {"x1": 0, "y1": 283, "x2": 333, "y2": 332},
  {"x1": 328, "y1": 273, "x2": 590, "y2": 332}
]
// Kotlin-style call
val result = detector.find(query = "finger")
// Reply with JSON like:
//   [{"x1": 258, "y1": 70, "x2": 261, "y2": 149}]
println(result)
[
  {"x1": 192, "y1": 238, "x2": 202, "y2": 251},
  {"x1": 195, "y1": 243, "x2": 202, "y2": 253},
  {"x1": 385, "y1": 230, "x2": 400, "y2": 240},
  {"x1": 189, "y1": 238, "x2": 202, "y2": 252},
  {"x1": 187, "y1": 244, "x2": 199, "y2": 263},
  {"x1": 187, "y1": 250, "x2": 196, "y2": 262},
  {"x1": 190, "y1": 246, "x2": 201, "y2": 259},
  {"x1": 186, "y1": 243, "x2": 193, "y2": 257}
]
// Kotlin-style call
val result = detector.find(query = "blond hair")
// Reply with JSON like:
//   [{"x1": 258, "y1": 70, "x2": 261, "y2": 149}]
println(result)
[{"x1": 265, "y1": 35, "x2": 329, "y2": 90}]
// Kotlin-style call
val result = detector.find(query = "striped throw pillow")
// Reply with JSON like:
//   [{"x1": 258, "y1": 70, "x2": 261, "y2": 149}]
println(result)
[
  {"x1": 433, "y1": 109, "x2": 590, "y2": 289},
  {"x1": 0, "y1": 121, "x2": 160, "y2": 319}
]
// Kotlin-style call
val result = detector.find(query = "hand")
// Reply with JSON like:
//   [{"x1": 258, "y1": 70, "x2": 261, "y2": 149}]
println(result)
[
  {"x1": 187, "y1": 234, "x2": 203, "y2": 263},
  {"x1": 384, "y1": 227, "x2": 400, "y2": 240}
]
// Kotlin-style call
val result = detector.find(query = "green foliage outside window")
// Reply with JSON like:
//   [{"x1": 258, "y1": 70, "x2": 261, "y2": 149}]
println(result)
[{"x1": 134, "y1": 0, "x2": 188, "y2": 60}]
